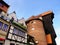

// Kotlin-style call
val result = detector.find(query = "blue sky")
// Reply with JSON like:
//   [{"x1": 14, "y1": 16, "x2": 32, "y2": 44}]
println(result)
[{"x1": 4, "y1": 0, "x2": 60, "y2": 45}]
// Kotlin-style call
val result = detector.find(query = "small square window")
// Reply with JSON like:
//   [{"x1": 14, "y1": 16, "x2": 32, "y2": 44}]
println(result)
[
  {"x1": 39, "y1": 17, "x2": 42, "y2": 20},
  {"x1": 13, "y1": 28, "x2": 18, "y2": 35},
  {"x1": 8, "y1": 33, "x2": 12, "y2": 39},
  {"x1": 12, "y1": 35, "x2": 15, "y2": 40},
  {"x1": 10, "y1": 26, "x2": 14, "y2": 29},
  {"x1": 10, "y1": 43, "x2": 15, "y2": 45},
  {"x1": 32, "y1": 28, "x2": 35, "y2": 30},
  {"x1": 31, "y1": 21, "x2": 36, "y2": 24},
  {"x1": 17, "y1": 36, "x2": 21, "y2": 41},
  {"x1": 9, "y1": 29, "x2": 13, "y2": 33}
]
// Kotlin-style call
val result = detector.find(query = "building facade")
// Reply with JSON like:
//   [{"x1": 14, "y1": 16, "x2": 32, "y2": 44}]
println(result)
[
  {"x1": 0, "y1": 0, "x2": 10, "y2": 45},
  {"x1": 40, "y1": 11, "x2": 57, "y2": 45},
  {"x1": 0, "y1": 0, "x2": 27, "y2": 45},
  {"x1": 0, "y1": 16, "x2": 10, "y2": 45},
  {"x1": 18, "y1": 18, "x2": 26, "y2": 26},
  {"x1": 0, "y1": 0, "x2": 57, "y2": 45},
  {"x1": 4, "y1": 20, "x2": 27, "y2": 45},
  {"x1": 8, "y1": 11, "x2": 17, "y2": 21},
  {"x1": 26, "y1": 11, "x2": 57, "y2": 45}
]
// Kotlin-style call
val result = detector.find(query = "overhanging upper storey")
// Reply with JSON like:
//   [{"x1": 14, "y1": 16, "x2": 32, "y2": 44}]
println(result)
[{"x1": 0, "y1": 0, "x2": 9, "y2": 13}]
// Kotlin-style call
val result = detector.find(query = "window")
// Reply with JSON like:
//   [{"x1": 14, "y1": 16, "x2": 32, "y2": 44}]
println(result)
[
  {"x1": 18, "y1": 30, "x2": 21, "y2": 36},
  {"x1": 13, "y1": 27, "x2": 25, "y2": 37},
  {"x1": 13, "y1": 28, "x2": 18, "y2": 35},
  {"x1": 33, "y1": 22, "x2": 36, "y2": 23},
  {"x1": 31, "y1": 21, "x2": 34, "y2": 23},
  {"x1": 0, "y1": 21, "x2": 9, "y2": 32},
  {"x1": 0, "y1": 43, "x2": 3, "y2": 45},
  {"x1": 22, "y1": 32, "x2": 25, "y2": 37},
  {"x1": 17, "y1": 36, "x2": 21, "y2": 41},
  {"x1": 9, "y1": 29, "x2": 13, "y2": 33},
  {"x1": 32, "y1": 28, "x2": 35, "y2": 30},
  {"x1": 3, "y1": 24, "x2": 8, "y2": 31},
  {"x1": 18, "y1": 30, "x2": 25, "y2": 37},
  {"x1": 10, "y1": 26, "x2": 14, "y2": 29},
  {"x1": 0, "y1": 22, "x2": 3, "y2": 29},
  {"x1": 8, "y1": 33, "x2": 12, "y2": 39},
  {"x1": 10, "y1": 43, "x2": 15, "y2": 45},
  {"x1": 25, "y1": 38, "x2": 27, "y2": 43},
  {"x1": 39, "y1": 17, "x2": 42, "y2": 20},
  {"x1": 31, "y1": 21, "x2": 36, "y2": 24},
  {"x1": 16, "y1": 44, "x2": 19, "y2": 45},
  {"x1": 21, "y1": 38, "x2": 25, "y2": 42},
  {"x1": 12, "y1": 35, "x2": 17, "y2": 40}
]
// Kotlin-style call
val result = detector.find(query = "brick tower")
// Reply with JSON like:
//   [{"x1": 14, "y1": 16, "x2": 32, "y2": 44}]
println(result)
[
  {"x1": 26, "y1": 16, "x2": 47, "y2": 45},
  {"x1": 26, "y1": 11, "x2": 57, "y2": 45}
]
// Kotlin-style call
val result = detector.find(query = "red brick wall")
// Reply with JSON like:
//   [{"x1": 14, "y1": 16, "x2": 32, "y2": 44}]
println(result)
[{"x1": 27, "y1": 20, "x2": 47, "y2": 45}]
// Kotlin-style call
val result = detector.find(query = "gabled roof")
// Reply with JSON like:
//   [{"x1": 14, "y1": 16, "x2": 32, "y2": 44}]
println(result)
[{"x1": 8, "y1": 11, "x2": 17, "y2": 21}]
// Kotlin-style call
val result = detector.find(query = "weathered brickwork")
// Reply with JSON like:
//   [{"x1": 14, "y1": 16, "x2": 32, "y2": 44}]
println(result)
[{"x1": 27, "y1": 20, "x2": 47, "y2": 45}]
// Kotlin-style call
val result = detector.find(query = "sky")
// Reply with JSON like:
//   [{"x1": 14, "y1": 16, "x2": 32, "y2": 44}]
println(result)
[{"x1": 4, "y1": 0, "x2": 60, "y2": 45}]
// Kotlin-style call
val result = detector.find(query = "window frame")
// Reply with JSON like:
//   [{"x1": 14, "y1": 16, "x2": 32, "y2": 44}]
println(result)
[
  {"x1": 3, "y1": 24, "x2": 9, "y2": 32},
  {"x1": 0, "y1": 21, "x2": 9, "y2": 32},
  {"x1": 0, "y1": 21, "x2": 3, "y2": 30},
  {"x1": 13, "y1": 27, "x2": 19, "y2": 35}
]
